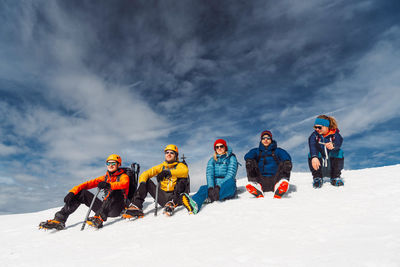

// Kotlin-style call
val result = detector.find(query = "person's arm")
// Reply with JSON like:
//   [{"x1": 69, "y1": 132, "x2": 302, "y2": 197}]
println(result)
[
  {"x1": 206, "y1": 157, "x2": 215, "y2": 188},
  {"x1": 244, "y1": 148, "x2": 257, "y2": 161},
  {"x1": 170, "y1": 162, "x2": 189, "y2": 178},
  {"x1": 110, "y1": 173, "x2": 129, "y2": 190},
  {"x1": 69, "y1": 175, "x2": 105, "y2": 195},
  {"x1": 308, "y1": 132, "x2": 319, "y2": 158},
  {"x1": 138, "y1": 164, "x2": 163, "y2": 184},
  {"x1": 224, "y1": 154, "x2": 238, "y2": 181}
]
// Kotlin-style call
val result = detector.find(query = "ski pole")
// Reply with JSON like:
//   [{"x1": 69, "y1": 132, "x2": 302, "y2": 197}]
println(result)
[
  {"x1": 154, "y1": 180, "x2": 159, "y2": 216},
  {"x1": 81, "y1": 188, "x2": 101, "y2": 231}
]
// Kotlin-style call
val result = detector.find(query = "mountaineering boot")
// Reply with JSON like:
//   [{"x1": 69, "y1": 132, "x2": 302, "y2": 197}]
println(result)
[
  {"x1": 163, "y1": 201, "x2": 177, "y2": 216},
  {"x1": 181, "y1": 193, "x2": 199, "y2": 215},
  {"x1": 313, "y1": 177, "x2": 323, "y2": 188},
  {"x1": 330, "y1": 177, "x2": 344, "y2": 186},
  {"x1": 274, "y1": 179, "x2": 289, "y2": 199},
  {"x1": 246, "y1": 182, "x2": 264, "y2": 198},
  {"x1": 86, "y1": 215, "x2": 103, "y2": 229},
  {"x1": 122, "y1": 203, "x2": 144, "y2": 219},
  {"x1": 39, "y1": 219, "x2": 65, "y2": 230}
]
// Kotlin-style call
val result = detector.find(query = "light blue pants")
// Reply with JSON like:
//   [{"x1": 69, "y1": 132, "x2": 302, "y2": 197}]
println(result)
[{"x1": 192, "y1": 178, "x2": 236, "y2": 211}]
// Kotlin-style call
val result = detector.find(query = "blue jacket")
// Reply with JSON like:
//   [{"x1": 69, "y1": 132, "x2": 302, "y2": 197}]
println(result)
[
  {"x1": 308, "y1": 129, "x2": 344, "y2": 158},
  {"x1": 206, "y1": 147, "x2": 238, "y2": 188},
  {"x1": 244, "y1": 140, "x2": 291, "y2": 177}
]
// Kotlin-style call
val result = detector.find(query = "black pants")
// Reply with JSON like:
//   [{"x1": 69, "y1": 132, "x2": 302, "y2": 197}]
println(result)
[
  {"x1": 246, "y1": 159, "x2": 291, "y2": 192},
  {"x1": 54, "y1": 189, "x2": 125, "y2": 223},
  {"x1": 308, "y1": 157, "x2": 344, "y2": 179},
  {"x1": 132, "y1": 179, "x2": 188, "y2": 209}
]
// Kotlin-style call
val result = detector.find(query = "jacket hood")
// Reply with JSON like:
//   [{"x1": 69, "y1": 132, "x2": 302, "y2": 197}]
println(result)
[{"x1": 259, "y1": 140, "x2": 277, "y2": 152}]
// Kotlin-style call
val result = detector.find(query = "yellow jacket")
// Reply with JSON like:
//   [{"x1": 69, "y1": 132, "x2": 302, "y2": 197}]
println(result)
[{"x1": 138, "y1": 161, "x2": 189, "y2": 192}]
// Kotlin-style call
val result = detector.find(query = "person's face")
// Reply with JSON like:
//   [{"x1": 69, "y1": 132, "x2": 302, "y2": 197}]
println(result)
[
  {"x1": 165, "y1": 150, "x2": 176, "y2": 162},
  {"x1": 215, "y1": 143, "x2": 226, "y2": 155},
  {"x1": 314, "y1": 125, "x2": 329, "y2": 135},
  {"x1": 106, "y1": 161, "x2": 119, "y2": 172},
  {"x1": 261, "y1": 135, "x2": 272, "y2": 147}
]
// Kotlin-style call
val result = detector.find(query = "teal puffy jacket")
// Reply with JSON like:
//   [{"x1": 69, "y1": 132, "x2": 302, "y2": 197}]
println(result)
[{"x1": 206, "y1": 147, "x2": 238, "y2": 188}]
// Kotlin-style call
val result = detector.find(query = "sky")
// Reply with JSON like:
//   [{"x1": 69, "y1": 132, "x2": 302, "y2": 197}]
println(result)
[{"x1": 0, "y1": 0, "x2": 399, "y2": 214}]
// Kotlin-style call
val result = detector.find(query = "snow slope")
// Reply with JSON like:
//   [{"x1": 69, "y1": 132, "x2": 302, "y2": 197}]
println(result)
[{"x1": 1, "y1": 165, "x2": 399, "y2": 267}]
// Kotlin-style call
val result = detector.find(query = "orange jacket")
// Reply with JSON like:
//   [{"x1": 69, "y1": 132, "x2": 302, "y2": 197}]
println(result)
[{"x1": 69, "y1": 169, "x2": 129, "y2": 196}]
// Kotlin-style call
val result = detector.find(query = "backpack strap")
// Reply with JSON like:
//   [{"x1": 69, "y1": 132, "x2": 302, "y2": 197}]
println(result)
[{"x1": 257, "y1": 149, "x2": 279, "y2": 165}]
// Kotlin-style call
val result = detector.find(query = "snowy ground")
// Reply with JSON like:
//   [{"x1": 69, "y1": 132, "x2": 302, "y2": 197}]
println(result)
[{"x1": 1, "y1": 165, "x2": 399, "y2": 267}]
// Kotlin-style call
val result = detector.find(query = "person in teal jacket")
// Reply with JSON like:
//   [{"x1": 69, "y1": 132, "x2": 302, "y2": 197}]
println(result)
[{"x1": 181, "y1": 139, "x2": 238, "y2": 214}]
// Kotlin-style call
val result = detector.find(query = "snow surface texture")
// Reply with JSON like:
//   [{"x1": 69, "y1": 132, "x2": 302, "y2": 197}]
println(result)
[{"x1": 1, "y1": 165, "x2": 399, "y2": 267}]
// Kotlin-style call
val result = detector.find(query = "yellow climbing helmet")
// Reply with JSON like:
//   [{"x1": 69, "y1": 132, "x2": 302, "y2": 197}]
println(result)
[
  {"x1": 106, "y1": 154, "x2": 122, "y2": 165},
  {"x1": 164, "y1": 144, "x2": 178, "y2": 155}
]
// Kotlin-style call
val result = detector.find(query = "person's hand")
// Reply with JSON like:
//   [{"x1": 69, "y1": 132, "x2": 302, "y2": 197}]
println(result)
[
  {"x1": 63, "y1": 192, "x2": 76, "y2": 205},
  {"x1": 208, "y1": 187, "x2": 218, "y2": 202},
  {"x1": 325, "y1": 142, "x2": 334, "y2": 150},
  {"x1": 157, "y1": 170, "x2": 171, "y2": 182},
  {"x1": 311, "y1": 157, "x2": 320, "y2": 171},
  {"x1": 98, "y1": 181, "x2": 111, "y2": 190}
]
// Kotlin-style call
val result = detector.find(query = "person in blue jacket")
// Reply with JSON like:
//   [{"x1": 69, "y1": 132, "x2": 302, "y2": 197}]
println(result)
[
  {"x1": 309, "y1": 115, "x2": 344, "y2": 188},
  {"x1": 181, "y1": 139, "x2": 238, "y2": 214},
  {"x1": 244, "y1": 130, "x2": 292, "y2": 199}
]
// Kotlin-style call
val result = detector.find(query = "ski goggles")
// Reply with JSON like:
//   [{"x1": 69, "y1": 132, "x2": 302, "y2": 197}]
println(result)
[{"x1": 106, "y1": 161, "x2": 118, "y2": 166}]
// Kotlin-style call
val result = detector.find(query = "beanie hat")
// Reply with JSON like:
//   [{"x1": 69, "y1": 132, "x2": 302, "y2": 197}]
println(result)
[
  {"x1": 214, "y1": 139, "x2": 228, "y2": 151},
  {"x1": 260, "y1": 130, "x2": 273, "y2": 140}
]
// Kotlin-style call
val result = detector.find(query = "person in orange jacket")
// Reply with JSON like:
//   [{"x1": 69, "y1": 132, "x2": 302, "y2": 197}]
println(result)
[
  {"x1": 39, "y1": 154, "x2": 129, "y2": 230},
  {"x1": 123, "y1": 144, "x2": 189, "y2": 217}
]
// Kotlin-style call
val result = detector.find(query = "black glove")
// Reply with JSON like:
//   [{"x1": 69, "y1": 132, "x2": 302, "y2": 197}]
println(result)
[
  {"x1": 64, "y1": 192, "x2": 76, "y2": 205},
  {"x1": 208, "y1": 187, "x2": 218, "y2": 202},
  {"x1": 214, "y1": 186, "x2": 220, "y2": 201},
  {"x1": 156, "y1": 170, "x2": 171, "y2": 182},
  {"x1": 98, "y1": 181, "x2": 111, "y2": 190}
]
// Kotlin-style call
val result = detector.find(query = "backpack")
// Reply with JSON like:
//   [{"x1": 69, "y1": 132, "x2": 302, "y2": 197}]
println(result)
[
  {"x1": 180, "y1": 154, "x2": 190, "y2": 193},
  {"x1": 118, "y1": 163, "x2": 140, "y2": 201}
]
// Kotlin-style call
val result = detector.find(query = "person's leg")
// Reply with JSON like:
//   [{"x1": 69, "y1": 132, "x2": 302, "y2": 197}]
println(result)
[
  {"x1": 218, "y1": 179, "x2": 236, "y2": 200},
  {"x1": 96, "y1": 190, "x2": 126, "y2": 220},
  {"x1": 330, "y1": 157, "x2": 344, "y2": 186},
  {"x1": 191, "y1": 185, "x2": 209, "y2": 210},
  {"x1": 147, "y1": 180, "x2": 173, "y2": 207},
  {"x1": 308, "y1": 157, "x2": 323, "y2": 178},
  {"x1": 54, "y1": 189, "x2": 102, "y2": 223},
  {"x1": 132, "y1": 179, "x2": 154, "y2": 209},
  {"x1": 257, "y1": 176, "x2": 274, "y2": 192}
]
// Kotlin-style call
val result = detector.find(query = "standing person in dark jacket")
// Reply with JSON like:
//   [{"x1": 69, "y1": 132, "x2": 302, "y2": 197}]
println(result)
[
  {"x1": 244, "y1": 130, "x2": 292, "y2": 199},
  {"x1": 181, "y1": 139, "x2": 238, "y2": 214},
  {"x1": 309, "y1": 115, "x2": 344, "y2": 188}
]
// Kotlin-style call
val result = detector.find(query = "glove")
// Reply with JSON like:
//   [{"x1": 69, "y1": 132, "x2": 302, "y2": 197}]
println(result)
[
  {"x1": 64, "y1": 192, "x2": 76, "y2": 205},
  {"x1": 98, "y1": 181, "x2": 111, "y2": 190},
  {"x1": 156, "y1": 170, "x2": 171, "y2": 182},
  {"x1": 208, "y1": 187, "x2": 218, "y2": 202},
  {"x1": 214, "y1": 186, "x2": 220, "y2": 201}
]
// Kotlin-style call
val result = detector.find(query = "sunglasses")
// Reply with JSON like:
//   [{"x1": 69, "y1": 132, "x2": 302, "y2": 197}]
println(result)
[
  {"x1": 165, "y1": 151, "x2": 176, "y2": 155},
  {"x1": 215, "y1": 145, "x2": 225, "y2": 149},
  {"x1": 106, "y1": 161, "x2": 117, "y2": 166},
  {"x1": 314, "y1": 126, "x2": 323, "y2": 130},
  {"x1": 261, "y1": 136, "x2": 271, "y2": 140}
]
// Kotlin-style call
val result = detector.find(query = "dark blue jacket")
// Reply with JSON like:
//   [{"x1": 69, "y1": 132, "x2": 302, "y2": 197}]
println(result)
[
  {"x1": 244, "y1": 140, "x2": 291, "y2": 177},
  {"x1": 308, "y1": 129, "x2": 343, "y2": 158},
  {"x1": 206, "y1": 147, "x2": 238, "y2": 188}
]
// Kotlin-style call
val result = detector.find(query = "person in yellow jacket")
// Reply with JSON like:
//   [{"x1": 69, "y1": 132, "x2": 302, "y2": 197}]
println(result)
[
  {"x1": 124, "y1": 144, "x2": 189, "y2": 217},
  {"x1": 39, "y1": 154, "x2": 129, "y2": 230}
]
